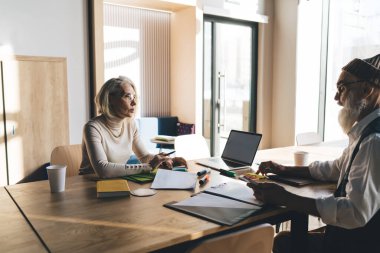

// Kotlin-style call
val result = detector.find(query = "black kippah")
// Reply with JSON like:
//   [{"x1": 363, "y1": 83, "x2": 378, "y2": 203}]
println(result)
[{"x1": 342, "y1": 54, "x2": 380, "y2": 87}]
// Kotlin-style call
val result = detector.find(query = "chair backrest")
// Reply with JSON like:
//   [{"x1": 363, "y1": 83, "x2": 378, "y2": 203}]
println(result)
[
  {"x1": 296, "y1": 132, "x2": 322, "y2": 146},
  {"x1": 135, "y1": 117, "x2": 159, "y2": 151},
  {"x1": 174, "y1": 134, "x2": 210, "y2": 160},
  {"x1": 190, "y1": 223, "x2": 274, "y2": 253},
  {"x1": 50, "y1": 144, "x2": 82, "y2": 177}
]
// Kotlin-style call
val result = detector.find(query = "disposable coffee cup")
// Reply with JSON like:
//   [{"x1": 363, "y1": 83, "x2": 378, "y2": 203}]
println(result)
[
  {"x1": 294, "y1": 151, "x2": 309, "y2": 166},
  {"x1": 46, "y1": 164, "x2": 67, "y2": 193}
]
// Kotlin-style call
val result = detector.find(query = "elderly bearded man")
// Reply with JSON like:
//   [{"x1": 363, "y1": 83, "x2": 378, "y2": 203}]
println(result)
[{"x1": 248, "y1": 54, "x2": 380, "y2": 253}]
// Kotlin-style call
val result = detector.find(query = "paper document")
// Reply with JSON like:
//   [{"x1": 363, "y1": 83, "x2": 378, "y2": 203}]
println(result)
[
  {"x1": 204, "y1": 181, "x2": 264, "y2": 206},
  {"x1": 151, "y1": 169, "x2": 197, "y2": 190}
]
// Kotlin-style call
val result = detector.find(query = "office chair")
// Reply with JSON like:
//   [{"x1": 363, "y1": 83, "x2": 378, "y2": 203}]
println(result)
[
  {"x1": 296, "y1": 132, "x2": 322, "y2": 146},
  {"x1": 174, "y1": 134, "x2": 210, "y2": 160},
  {"x1": 50, "y1": 144, "x2": 82, "y2": 177},
  {"x1": 190, "y1": 223, "x2": 274, "y2": 253}
]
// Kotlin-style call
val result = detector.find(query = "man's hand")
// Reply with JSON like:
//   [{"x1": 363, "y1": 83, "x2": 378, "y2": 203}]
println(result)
[
  {"x1": 257, "y1": 161, "x2": 287, "y2": 175},
  {"x1": 247, "y1": 182, "x2": 288, "y2": 206}
]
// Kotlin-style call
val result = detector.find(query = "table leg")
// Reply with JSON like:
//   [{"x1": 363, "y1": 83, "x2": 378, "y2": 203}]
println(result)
[{"x1": 290, "y1": 212, "x2": 308, "y2": 253}]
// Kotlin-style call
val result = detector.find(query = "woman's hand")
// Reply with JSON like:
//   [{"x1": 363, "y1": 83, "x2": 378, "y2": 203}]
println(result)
[
  {"x1": 149, "y1": 154, "x2": 169, "y2": 169},
  {"x1": 256, "y1": 161, "x2": 287, "y2": 175},
  {"x1": 160, "y1": 156, "x2": 187, "y2": 169},
  {"x1": 149, "y1": 155, "x2": 187, "y2": 169},
  {"x1": 247, "y1": 182, "x2": 288, "y2": 206},
  {"x1": 172, "y1": 157, "x2": 187, "y2": 167}
]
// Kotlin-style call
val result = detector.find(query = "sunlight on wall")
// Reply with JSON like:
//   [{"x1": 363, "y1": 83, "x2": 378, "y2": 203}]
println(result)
[
  {"x1": 7, "y1": 136, "x2": 23, "y2": 185},
  {"x1": 3, "y1": 61, "x2": 23, "y2": 185},
  {"x1": 0, "y1": 48, "x2": 19, "y2": 186}
]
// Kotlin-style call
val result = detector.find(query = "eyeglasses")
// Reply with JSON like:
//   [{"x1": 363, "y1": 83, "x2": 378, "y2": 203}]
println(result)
[
  {"x1": 336, "y1": 80, "x2": 366, "y2": 96},
  {"x1": 122, "y1": 93, "x2": 137, "y2": 101}
]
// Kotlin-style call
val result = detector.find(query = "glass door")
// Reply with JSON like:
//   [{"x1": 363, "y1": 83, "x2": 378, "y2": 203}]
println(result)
[{"x1": 203, "y1": 16, "x2": 258, "y2": 156}]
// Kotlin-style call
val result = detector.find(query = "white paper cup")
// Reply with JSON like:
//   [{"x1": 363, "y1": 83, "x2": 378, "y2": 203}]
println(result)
[
  {"x1": 46, "y1": 165, "x2": 67, "y2": 193},
  {"x1": 294, "y1": 151, "x2": 309, "y2": 166}
]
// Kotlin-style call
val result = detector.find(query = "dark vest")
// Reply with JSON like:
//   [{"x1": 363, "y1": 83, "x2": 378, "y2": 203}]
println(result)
[{"x1": 324, "y1": 117, "x2": 380, "y2": 253}]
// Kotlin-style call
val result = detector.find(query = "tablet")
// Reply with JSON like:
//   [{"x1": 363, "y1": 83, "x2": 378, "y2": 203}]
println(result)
[{"x1": 268, "y1": 174, "x2": 317, "y2": 187}]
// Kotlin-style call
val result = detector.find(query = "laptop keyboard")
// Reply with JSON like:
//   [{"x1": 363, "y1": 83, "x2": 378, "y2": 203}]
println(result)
[
  {"x1": 223, "y1": 159, "x2": 244, "y2": 168},
  {"x1": 205, "y1": 157, "x2": 244, "y2": 168}
]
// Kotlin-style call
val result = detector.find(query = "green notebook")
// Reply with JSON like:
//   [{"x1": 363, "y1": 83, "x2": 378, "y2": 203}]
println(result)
[{"x1": 122, "y1": 173, "x2": 156, "y2": 184}]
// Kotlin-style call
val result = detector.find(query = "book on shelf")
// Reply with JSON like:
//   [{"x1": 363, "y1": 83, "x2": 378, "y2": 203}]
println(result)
[
  {"x1": 96, "y1": 179, "x2": 131, "y2": 198},
  {"x1": 154, "y1": 135, "x2": 176, "y2": 142}
]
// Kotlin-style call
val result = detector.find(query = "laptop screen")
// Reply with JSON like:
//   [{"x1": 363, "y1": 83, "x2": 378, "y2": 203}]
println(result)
[{"x1": 222, "y1": 130, "x2": 262, "y2": 165}]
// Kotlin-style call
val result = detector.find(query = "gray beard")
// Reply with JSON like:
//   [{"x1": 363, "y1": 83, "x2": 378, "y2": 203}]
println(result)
[{"x1": 338, "y1": 97, "x2": 367, "y2": 134}]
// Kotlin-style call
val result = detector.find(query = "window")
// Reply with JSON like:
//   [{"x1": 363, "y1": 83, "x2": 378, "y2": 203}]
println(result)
[
  {"x1": 324, "y1": 0, "x2": 380, "y2": 141},
  {"x1": 296, "y1": 0, "x2": 380, "y2": 142},
  {"x1": 103, "y1": 4, "x2": 171, "y2": 117}
]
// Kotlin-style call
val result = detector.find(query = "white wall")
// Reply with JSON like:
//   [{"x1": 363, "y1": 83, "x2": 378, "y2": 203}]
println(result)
[{"x1": 0, "y1": 0, "x2": 89, "y2": 144}]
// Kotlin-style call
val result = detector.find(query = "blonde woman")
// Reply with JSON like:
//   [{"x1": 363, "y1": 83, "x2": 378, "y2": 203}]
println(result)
[{"x1": 80, "y1": 76, "x2": 186, "y2": 178}]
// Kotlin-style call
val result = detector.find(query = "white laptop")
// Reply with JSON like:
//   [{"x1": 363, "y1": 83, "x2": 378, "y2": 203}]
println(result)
[{"x1": 196, "y1": 130, "x2": 262, "y2": 171}]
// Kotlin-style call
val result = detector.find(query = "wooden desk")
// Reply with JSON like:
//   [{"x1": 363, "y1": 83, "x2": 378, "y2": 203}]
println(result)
[
  {"x1": 0, "y1": 187, "x2": 47, "y2": 253},
  {"x1": 255, "y1": 142, "x2": 346, "y2": 166},
  {"x1": 5, "y1": 160, "x2": 334, "y2": 253}
]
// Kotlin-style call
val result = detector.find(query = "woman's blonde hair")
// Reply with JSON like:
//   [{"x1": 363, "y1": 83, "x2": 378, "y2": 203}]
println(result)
[{"x1": 95, "y1": 76, "x2": 137, "y2": 118}]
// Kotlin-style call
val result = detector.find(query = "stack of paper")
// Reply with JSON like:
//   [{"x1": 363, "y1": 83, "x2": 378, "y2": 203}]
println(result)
[
  {"x1": 204, "y1": 181, "x2": 263, "y2": 206},
  {"x1": 151, "y1": 169, "x2": 197, "y2": 190}
]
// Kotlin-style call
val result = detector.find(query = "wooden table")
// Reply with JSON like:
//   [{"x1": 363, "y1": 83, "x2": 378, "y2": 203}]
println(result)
[
  {"x1": 255, "y1": 142, "x2": 346, "y2": 166},
  {"x1": 4, "y1": 142, "x2": 345, "y2": 253},
  {"x1": 5, "y1": 160, "x2": 336, "y2": 253},
  {"x1": 0, "y1": 187, "x2": 47, "y2": 253}
]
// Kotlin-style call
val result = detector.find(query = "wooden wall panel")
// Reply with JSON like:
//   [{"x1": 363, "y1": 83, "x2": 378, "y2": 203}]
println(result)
[{"x1": 1, "y1": 56, "x2": 69, "y2": 185}]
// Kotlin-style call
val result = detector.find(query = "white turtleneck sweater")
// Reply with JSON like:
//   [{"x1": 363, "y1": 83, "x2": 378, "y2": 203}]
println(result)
[{"x1": 80, "y1": 115, "x2": 154, "y2": 178}]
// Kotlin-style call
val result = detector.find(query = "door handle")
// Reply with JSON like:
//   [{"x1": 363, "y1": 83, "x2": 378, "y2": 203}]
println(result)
[{"x1": 217, "y1": 72, "x2": 226, "y2": 131}]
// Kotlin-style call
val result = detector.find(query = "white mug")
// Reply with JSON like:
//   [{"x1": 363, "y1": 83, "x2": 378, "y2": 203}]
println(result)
[
  {"x1": 294, "y1": 151, "x2": 309, "y2": 166},
  {"x1": 46, "y1": 164, "x2": 67, "y2": 193}
]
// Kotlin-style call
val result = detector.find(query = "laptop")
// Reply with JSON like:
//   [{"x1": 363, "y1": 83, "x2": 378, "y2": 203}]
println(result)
[{"x1": 196, "y1": 130, "x2": 262, "y2": 171}]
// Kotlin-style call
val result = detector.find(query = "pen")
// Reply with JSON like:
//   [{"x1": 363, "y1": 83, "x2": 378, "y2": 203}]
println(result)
[
  {"x1": 197, "y1": 169, "x2": 211, "y2": 177},
  {"x1": 199, "y1": 174, "x2": 209, "y2": 186},
  {"x1": 162, "y1": 150, "x2": 176, "y2": 156},
  {"x1": 219, "y1": 169, "x2": 236, "y2": 178}
]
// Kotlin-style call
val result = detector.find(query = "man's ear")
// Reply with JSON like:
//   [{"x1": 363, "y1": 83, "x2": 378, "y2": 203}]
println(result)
[{"x1": 362, "y1": 86, "x2": 375, "y2": 99}]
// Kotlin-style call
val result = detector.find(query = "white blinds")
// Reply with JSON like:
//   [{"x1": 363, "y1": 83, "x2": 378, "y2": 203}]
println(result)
[{"x1": 104, "y1": 4, "x2": 171, "y2": 117}]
